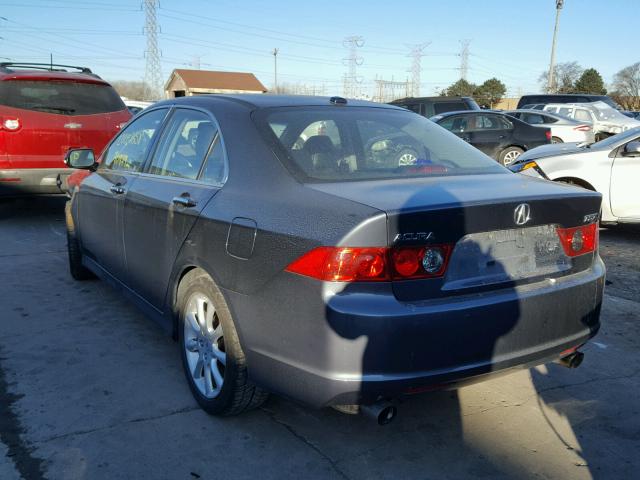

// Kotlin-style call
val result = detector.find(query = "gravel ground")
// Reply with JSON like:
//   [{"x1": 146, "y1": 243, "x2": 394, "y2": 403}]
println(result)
[{"x1": 0, "y1": 196, "x2": 638, "y2": 480}]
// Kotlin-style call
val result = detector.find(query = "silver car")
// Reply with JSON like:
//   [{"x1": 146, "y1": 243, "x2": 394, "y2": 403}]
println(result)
[
  {"x1": 510, "y1": 127, "x2": 640, "y2": 225},
  {"x1": 542, "y1": 102, "x2": 640, "y2": 140},
  {"x1": 506, "y1": 109, "x2": 595, "y2": 144}
]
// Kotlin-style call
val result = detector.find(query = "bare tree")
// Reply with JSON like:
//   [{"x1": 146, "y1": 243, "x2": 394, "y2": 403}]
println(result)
[
  {"x1": 611, "y1": 62, "x2": 640, "y2": 110},
  {"x1": 109, "y1": 80, "x2": 150, "y2": 100},
  {"x1": 538, "y1": 61, "x2": 583, "y2": 93}
]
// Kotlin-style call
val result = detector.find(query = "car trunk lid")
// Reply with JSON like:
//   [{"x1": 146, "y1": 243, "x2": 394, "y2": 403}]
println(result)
[{"x1": 310, "y1": 174, "x2": 602, "y2": 301}]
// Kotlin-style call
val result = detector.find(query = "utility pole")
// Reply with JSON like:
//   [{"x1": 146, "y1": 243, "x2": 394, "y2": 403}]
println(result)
[
  {"x1": 342, "y1": 36, "x2": 364, "y2": 98},
  {"x1": 459, "y1": 39, "x2": 471, "y2": 81},
  {"x1": 272, "y1": 48, "x2": 279, "y2": 94},
  {"x1": 547, "y1": 0, "x2": 564, "y2": 93},
  {"x1": 143, "y1": 0, "x2": 162, "y2": 100},
  {"x1": 406, "y1": 42, "x2": 430, "y2": 98}
]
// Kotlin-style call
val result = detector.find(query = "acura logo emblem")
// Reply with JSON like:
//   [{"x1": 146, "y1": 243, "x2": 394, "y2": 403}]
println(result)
[{"x1": 514, "y1": 203, "x2": 531, "y2": 225}]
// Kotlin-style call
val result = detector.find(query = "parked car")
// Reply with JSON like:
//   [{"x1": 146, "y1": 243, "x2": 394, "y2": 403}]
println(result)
[
  {"x1": 389, "y1": 96, "x2": 480, "y2": 117},
  {"x1": 0, "y1": 62, "x2": 131, "y2": 195},
  {"x1": 65, "y1": 95, "x2": 604, "y2": 423},
  {"x1": 505, "y1": 109, "x2": 595, "y2": 144},
  {"x1": 517, "y1": 94, "x2": 621, "y2": 110},
  {"x1": 541, "y1": 102, "x2": 640, "y2": 140},
  {"x1": 430, "y1": 110, "x2": 551, "y2": 165},
  {"x1": 510, "y1": 127, "x2": 640, "y2": 225},
  {"x1": 121, "y1": 97, "x2": 154, "y2": 116}
]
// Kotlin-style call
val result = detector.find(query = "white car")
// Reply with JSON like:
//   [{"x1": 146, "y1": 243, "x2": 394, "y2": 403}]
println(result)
[
  {"x1": 506, "y1": 109, "x2": 595, "y2": 144},
  {"x1": 510, "y1": 128, "x2": 640, "y2": 225},
  {"x1": 121, "y1": 97, "x2": 154, "y2": 115},
  {"x1": 542, "y1": 101, "x2": 640, "y2": 140}
]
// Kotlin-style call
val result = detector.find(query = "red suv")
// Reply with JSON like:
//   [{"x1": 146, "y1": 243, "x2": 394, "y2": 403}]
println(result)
[{"x1": 0, "y1": 63, "x2": 131, "y2": 195}]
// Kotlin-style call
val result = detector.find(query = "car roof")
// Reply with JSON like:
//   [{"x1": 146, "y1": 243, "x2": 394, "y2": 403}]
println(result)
[
  {"x1": 432, "y1": 110, "x2": 503, "y2": 118},
  {"x1": 390, "y1": 96, "x2": 472, "y2": 103},
  {"x1": 155, "y1": 94, "x2": 404, "y2": 111},
  {"x1": 0, "y1": 69, "x2": 109, "y2": 85}
]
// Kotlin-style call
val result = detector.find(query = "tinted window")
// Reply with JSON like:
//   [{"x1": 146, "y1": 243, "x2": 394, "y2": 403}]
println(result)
[
  {"x1": 438, "y1": 115, "x2": 466, "y2": 132},
  {"x1": 258, "y1": 107, "x2": 504, "y2": 182},
  {"x1": 149, "y1": 109, "x2": 216, "y2": 180},
  {"x1": 102, "y1": 108, "x2": 167, "y2": 172},
  {"x1": 200, "y1": 137, "x2": 227, "y2": 185},
  {"x1": 433, "y1": 102, "x2": 466, "y2": 114},
  {"x1": 522, "y1": 113, "x2": 546, "y2": 124},
  {"x1": 0, "y1": 80, "x2": 126, "y2": 115},
  {"x1": 466, "y1": 114, "x2": 511, "y2": 131},
  {"x1": 401, "y1": 104, "x2": 422, "y2": 115},
  {"x1": 540, "y1": 115, "x2": 559, "y2": 124}
]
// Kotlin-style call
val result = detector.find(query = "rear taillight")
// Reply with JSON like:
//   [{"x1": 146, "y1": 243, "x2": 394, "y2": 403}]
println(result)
[
  {"x1": 545, "y1": 129, "x2": 552, "y2": 141},
  {"x1": 286, "y1": 245, "x2": 452, "y2": 282},
  {"x1": 573, "y1": 125, "x2": 591, "y2": 132},
  {"x1": 1, "y1": 118, "x2": 21, "y2": 131},
  {"x1": 556, "y1": 223, "x2": 598, "y2": 257}
]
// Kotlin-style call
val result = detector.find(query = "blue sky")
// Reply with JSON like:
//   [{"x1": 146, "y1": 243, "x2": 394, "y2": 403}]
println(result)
[{"x1": 0, "y1": 0, "x2": 637, "y2": 97}]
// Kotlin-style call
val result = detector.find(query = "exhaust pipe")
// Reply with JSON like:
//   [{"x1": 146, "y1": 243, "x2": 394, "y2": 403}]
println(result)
[
  {"x1": 556, "y1": 351, "x2": 584, "y2": 369},
  {"x1": 360, "y1": 401, "x2": 397, "y2": 425}
]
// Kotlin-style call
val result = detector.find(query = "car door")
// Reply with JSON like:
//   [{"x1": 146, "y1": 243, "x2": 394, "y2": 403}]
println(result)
[
  {"x1": 610, "y1": 136, "x2": 640, "y2": 219},
  {"x1": 467, "y1": 114, "x2": 510, "y2": 159},
  {"x1": 78, "y1": 108, "x2": 168, "y2": 280},
  {"x1": 122, "y1": 107, "x2": 226, "y2": 310}
]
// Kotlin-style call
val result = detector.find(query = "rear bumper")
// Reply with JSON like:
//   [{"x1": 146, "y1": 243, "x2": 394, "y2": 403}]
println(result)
[
  {"x1": 236, "y1": 258, "x2": 605, "y2": 407},
  {"x1": 0, "y1": 168, "x2": 70, "y2": 195}
]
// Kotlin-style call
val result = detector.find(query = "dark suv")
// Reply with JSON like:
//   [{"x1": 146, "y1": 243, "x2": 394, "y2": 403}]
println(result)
[
  {"x1": 517, "y1": 94, "x2": 620, "y2": 110},
  {"x1": 389, "y1": 96, "x2": 480, "y2": 118},
  {"x1": 0, "y1": 62, "x2": 131, "y2": 196}
]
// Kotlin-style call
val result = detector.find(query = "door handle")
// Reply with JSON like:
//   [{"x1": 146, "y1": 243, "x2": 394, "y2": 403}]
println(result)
[
  {"x1": 110, "y1": 185, "x2": 125, "y2": 195},
  {"x1": 172, "y1": 195, "x2": 197, "y2": 208}
]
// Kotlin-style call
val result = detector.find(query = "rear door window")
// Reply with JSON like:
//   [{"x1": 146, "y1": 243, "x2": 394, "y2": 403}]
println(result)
[
  {"x1": 148, "y1": 109, "x2": 216, "y2": 180},
  {"x1": 102, "y1": 108, "x2": 168, "y2": 172},
  {"x1": 0, "y1": 80, "x2": 126, "y2": 115}
]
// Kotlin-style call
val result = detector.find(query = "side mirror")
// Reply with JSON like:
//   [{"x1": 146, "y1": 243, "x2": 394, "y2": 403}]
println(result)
[
  {"x1": 65, "y1": 148, "x2": 97, "y2": 170},
  {"x1": 623, "y1": 141, "x2": 640, "y2": 157}
]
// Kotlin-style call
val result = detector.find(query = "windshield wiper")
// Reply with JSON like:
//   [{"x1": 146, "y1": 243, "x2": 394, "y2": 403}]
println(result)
[{"x1": 28, "y1": 105, "x2": 76, "y2": 114}]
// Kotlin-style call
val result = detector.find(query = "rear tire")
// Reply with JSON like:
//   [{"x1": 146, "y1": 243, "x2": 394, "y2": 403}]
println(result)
[
  {"x1": 177, "y1": 270, "x2": 268, "y2": 416},
  {"x1": 65, "y1": 201, "x2": 94, "y2": 281},
  {"x1": 551, "y1": 136, "x2": 563, "y2": 144},
  {"x1": 498, "y1": 146, "x2": 524, "y2": 166}
]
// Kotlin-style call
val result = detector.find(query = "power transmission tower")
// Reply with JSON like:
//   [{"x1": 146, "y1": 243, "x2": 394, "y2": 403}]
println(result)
[
  {"x1": 143, "y1": 0, "x2": 162, "y2": 100},
  {"x1": 406, "y1": 42, "x2": 431, "y2": 98},
  {"x1": 342, "y1": 36, "x2": 364, "y2": 98},
  {"x1": 547, "y1": 0, "x2": 564, "y2": 93},
  {"x1": 459, "y1": 39, "x2": 471, "y2": 81}
]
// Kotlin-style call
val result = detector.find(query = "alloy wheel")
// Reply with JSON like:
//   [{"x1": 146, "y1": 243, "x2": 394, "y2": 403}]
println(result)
[
  {"x1": 183, "y1": 292, "x2": 226, "y2": 398},
  {"x1": 502, "y1": 150, "x2": 521, "y2": 165}
]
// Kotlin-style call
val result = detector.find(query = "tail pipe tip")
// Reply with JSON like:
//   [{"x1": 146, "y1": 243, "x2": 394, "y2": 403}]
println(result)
[
  {"x1": 360, "y1": 401, "x2": 398, "y2": 425},
  {"x1": 557, "y1": 350, "x2": 585, "y2": 369}
]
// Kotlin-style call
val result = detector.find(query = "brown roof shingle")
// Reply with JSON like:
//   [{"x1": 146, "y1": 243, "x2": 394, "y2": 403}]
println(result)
[{"x1": 169, "y1": 69, "x2": 267, "y2": 92}]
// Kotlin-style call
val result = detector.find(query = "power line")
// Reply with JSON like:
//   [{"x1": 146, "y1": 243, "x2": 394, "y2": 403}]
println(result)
[{"x1": 143, "y1": 0, "x2": 162, "y2": 100}]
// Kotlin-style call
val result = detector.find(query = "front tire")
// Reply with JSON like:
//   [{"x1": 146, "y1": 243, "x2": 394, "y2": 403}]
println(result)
[
  {"x1": 177, "y1": 270, "x2": 268, "y2": 416},
  {"x1": 65, "y1": 201, "x2": 94, "y2": 281},
  {"x1": 498, "y1": 146, "x2": 524, "y2": 166}
]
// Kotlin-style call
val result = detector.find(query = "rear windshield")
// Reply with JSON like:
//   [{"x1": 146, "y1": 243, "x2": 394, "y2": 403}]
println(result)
[
  {"x1": 255, "y1": 106, "x2": 505, "y2": 182},
  {"x1": 0, "y1": 80, "x2": 126, "y2": 115}
]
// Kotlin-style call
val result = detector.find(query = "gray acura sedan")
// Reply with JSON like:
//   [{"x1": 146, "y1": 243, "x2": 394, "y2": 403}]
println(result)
[{"x1": 65, "y1": 95, "x2": 604, "y2": 424}]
